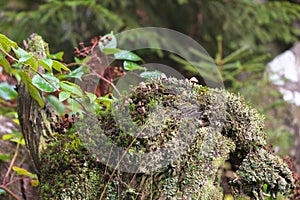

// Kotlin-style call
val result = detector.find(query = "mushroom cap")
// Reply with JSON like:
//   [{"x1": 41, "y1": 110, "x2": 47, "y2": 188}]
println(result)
[{"x1": 189, "y1": 77, "x2": 199, "y2": 83}]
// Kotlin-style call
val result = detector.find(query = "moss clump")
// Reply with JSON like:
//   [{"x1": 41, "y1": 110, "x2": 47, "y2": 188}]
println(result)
[
  {"x1": 39, "y1": 132, "x2": 103, "y2": 200},
  {"x1": 236, "y1": 148, "x2": 294, "y2": 199}
]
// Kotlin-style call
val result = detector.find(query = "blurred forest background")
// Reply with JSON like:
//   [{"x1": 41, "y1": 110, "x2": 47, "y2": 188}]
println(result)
[{"x1": 1, "y1": 0, "x2": 300, "y2": 198}]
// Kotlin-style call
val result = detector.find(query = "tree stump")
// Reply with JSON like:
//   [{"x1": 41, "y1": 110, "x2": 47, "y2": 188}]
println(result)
[{"x1": 17, "y1": 34, "x2": 295, "y2": 199}]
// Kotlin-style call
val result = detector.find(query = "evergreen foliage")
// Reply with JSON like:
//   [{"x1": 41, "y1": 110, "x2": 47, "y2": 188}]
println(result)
[{"x1": 1, "y1": 0, "x2": 300, "y2": 57}]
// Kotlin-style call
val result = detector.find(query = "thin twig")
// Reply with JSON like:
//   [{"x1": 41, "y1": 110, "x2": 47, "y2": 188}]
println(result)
[
  {"x1": 104, "y1": 146, "x2": 113, "y2": 177},
  {"x1": 6, "y1": 177, "x2": 30, "y2": 187},
  {"x1": 90, "y1": 71, "x2": 122, "y2": 97},
  {"x1": 66, "y1": 62, "x2": 81, "y2": 67},
  {"x1": 2, "y1": 143, "x2": 19, "y2": 185},
  {"x1": 0, "y1": 185, "x2": 21, "y2": 200}
]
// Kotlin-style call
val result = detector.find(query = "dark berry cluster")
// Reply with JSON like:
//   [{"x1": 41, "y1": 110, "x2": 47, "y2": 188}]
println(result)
[{"x1": 54, "y1": 113, "x2": 80, "y2": 134}]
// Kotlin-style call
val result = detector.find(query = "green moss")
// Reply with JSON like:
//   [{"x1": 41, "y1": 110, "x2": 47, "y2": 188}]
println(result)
[
  {"x1": 236, "y1": 148, "x2": 294, "y2": 199},
  {"x1": 197, "y1": 180, "x2": 223, "y2": 200},
  {"x1": 39, "y1": 77, "x2": 294, "y2": 199},
  {"x1": 39, "y1": 133, "x2": 103, "y2": 199}
]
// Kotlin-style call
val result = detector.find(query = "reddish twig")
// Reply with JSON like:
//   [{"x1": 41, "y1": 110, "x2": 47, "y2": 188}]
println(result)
[
  {"x1": 0, "y1": 143, "x2": 22, "y2": 200},
  {"x1": 90, "y1": 71, "x2": 122, "y2": 97},
  {"x1": 6, "y1": 177, "x2": 30, "y2": 187},
  {"x1": 2, "y1": 143, "x2": 19, "y2": 185},
  {"x1": 0, "y1": 185, "x2": 21, "y2": 200}
]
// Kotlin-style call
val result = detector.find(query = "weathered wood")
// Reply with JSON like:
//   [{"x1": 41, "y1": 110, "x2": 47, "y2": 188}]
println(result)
[{"x1": 17, "y1": 34, "x2": 59, "y2": 174}]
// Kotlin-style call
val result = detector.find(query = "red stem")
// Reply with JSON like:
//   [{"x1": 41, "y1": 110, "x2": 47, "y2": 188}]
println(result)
[
  {"x1": 90, "y1": 71, "x2": 121, "y2": 97},
  {"x1": 6, "y1": 177, "x2": 29, "y2": 187},
  {"x1": 0, "y1": 185, "x2": 21, "y2": 200},
  {"x1": 2, "y1": 144, "x2": 19, "y2": 185}
]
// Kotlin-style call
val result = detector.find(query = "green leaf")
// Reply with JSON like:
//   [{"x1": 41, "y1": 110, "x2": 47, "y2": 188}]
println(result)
[
  {"x1": 52, "y1": 60, "x2": 70, "y2": 72},
  {"x1": 0, "y1": 153, "x2": 12, "y2": 161},
  {"x1": 38, "y1": 59, "x2": 53, "y2": 72},
  {"x1": 59, "y1": 91, "x2": 71, "y2": 102},
  {"x1": 47, "y1": 51, "x2": 64, "y2": 61},
  {"x1": 12, "y1": 166, "x2": 38, "y2": 178},
  {"x1": 45, "y1": 95, "x2": 64, "y2": 115},
  {"x1": 74, "y1": 56, "x2": 90, "y2": 64},
  {"x1": 13, "y1": 47, "x2": 39, "y2": 70},
  {"x1": 263, "y1": 183, "x2": 268, "y2": 192},
  {"x1": 222, "y1": 61, "x2": 242, "y2": 70},
  {"x1": 98, "y1": 32, "x2": 117, "y2": 51},
  {"x1": 2, "y1": 132, "x2": 25, "y2": 145},
  {"x1": 0, "y1": 34, "x2": 18, "y2": 52},
  {"x1": 2, "y1": 134, "x2": 14, "y2": 140},
  {"x1": 96, "y1": 96, "x2": 113, "y2": 108},
  {"x1": 67, "y1": 98, "x2": 83, "y2": 113},
  {"x1": 123, "y1": 61, "x2": 146, "y2": 71},
  {"x1": 18, "y1": 54, "x2": 32, "y2": 63},
  {"x1": 10, "y1": 138, "x2": 25, "y2": 145},
  {"x1": 85, "y1": 92, "x2": 97, "y2": 103},
  {"x1": 13, "y1": 118, "x2": 19, "y2": 125},
  {"x1": 222, "y1": 46, "x2": 252, "y2": 64},
  {"x1": 0, "y1": 82, "x2": 18, "y2": 100},
  {"x1": 0, "y1": 188, "x2": 6, "y2": 195},
  {"x1": 115, "y1": 50, "x2": 142, "y2": 61},
  {"x1": 27, "y1": 57, "x2": 39, "y2": 71},
  {"x1": 30, "y1": 179, "x2": 40, "y2": 187},
  {"x1": 59, "y1": 81, "x2": 83, "y2": 97},
  {"x1": 32, "y1": 73, "x2": 60, "y2": 93},
  {"x1": 140, "y1": 70, "x2": 162, "y2": 79},
  {"x1": 0, "y1": 52, "x2": 12, "y2": 73},
  {"x1": 58, "y1": 65, "x2": 90, "y2": 80},
  {"x1": 20, "y1": 71, "x2": 44, "y2": 107},
  {"x1": 102, "y1": 48, "x2": 121, "y2": 55},
  {"x1": 18, "y1": 55, "x2": 38, "y2": 71},
  {"x1": 13, "y1": 47, "x2": 29, "y2": 59},
  {"x1": 26, "y1": 84, "x2": 45, "y2": 108}
]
